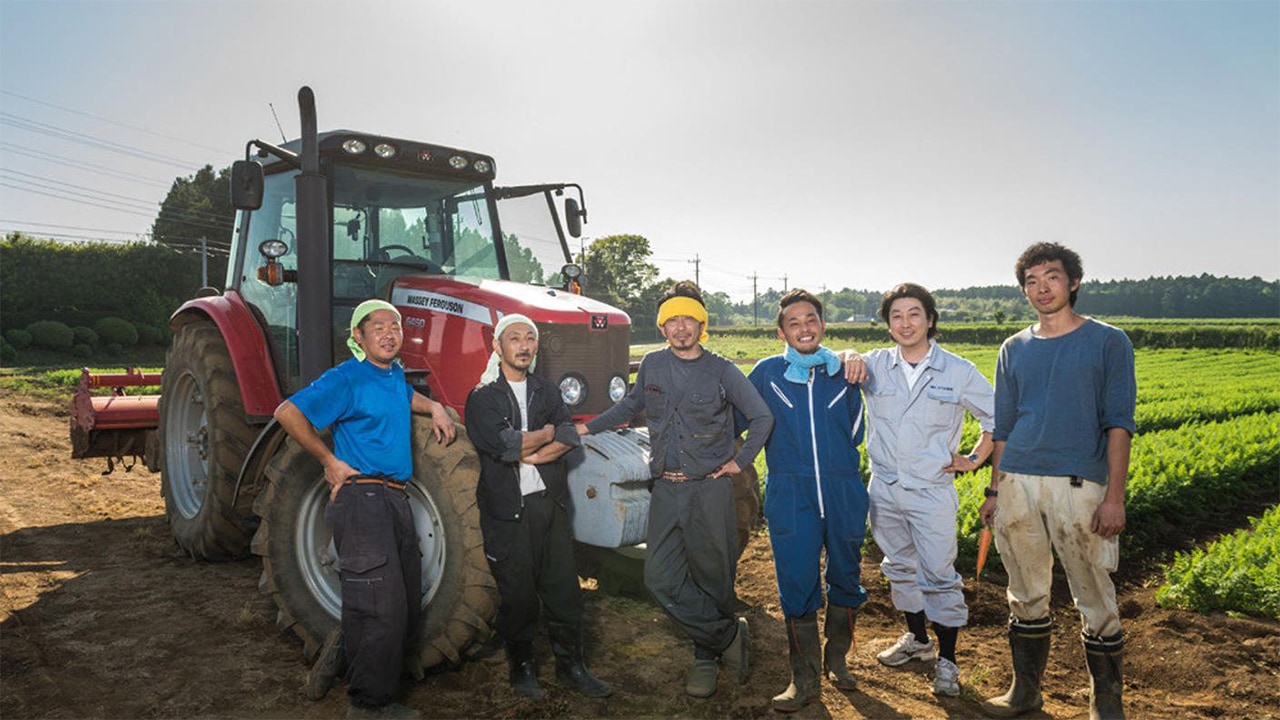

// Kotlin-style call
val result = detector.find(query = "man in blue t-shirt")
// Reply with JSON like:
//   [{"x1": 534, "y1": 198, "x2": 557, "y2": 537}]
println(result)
[
  {"x1": 274, "y1": 299, "x2": 455, "y2": 720},
  {"x1": 978, "y1": 244, "x2": 1136, "y2": 720}
]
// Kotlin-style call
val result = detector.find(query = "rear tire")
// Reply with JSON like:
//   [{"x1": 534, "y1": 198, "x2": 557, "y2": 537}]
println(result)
[
  {"x1": 158, "y1": 320, "x2": 258, "y2": 560},
  {"x1": 252, "y1": 413, "x2": 498, "y2": 668}
]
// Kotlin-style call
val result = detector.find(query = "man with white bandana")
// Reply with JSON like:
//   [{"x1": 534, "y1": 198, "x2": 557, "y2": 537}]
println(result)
[
  {"x1": 746, "y1": 289, "x2": 868, "y2": 712},
  {"x1": 274, "y1": 299, "x2": 455, "y2": 720},
  {"x1": 464, "y1": 314, "x2": 611, "y2": 700},
  {"x1": 577, "y1": 281, "x2": 773, "y2": 699}
]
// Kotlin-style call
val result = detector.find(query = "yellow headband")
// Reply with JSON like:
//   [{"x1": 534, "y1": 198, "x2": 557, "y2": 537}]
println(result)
[{"x1": 657, "y1": 296, "x2": 709, "y2": 343}]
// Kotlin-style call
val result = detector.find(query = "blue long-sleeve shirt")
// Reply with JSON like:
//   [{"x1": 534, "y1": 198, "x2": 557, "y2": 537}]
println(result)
[{"x1": 994, "y1": 319, "x2": 1137, "y2": 484}]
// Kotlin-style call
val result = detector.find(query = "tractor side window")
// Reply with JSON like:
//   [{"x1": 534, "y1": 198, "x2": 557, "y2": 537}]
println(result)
[{"x1": 239, "y1": 170, "x2": 300, "y2": 391}]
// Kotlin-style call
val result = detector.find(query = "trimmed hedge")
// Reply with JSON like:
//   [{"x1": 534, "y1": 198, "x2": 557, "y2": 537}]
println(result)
[
  {"x1": 26, "y1": 320, "x2": 74, "y2": 350},
  {"x1": 94, "y1": 317, "x2": 139, "y2": 347},
  {"x1": 717, "y1": 322, "x2": 1280, "y2": 350},
  {"x1": 4, "y1": 328, "x2": 31, "y2": 350},
  {"x1": 73, "y1": 326, "x2": 99, "y2": 348}
]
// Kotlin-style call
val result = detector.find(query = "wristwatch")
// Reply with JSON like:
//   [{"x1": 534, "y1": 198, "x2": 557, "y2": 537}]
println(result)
[
  {"x1": 967, "y1": 453, "x2": 980, "y2": 464},
  {"x1": 983, "y1": 487, "x2": 999, "y2": 498}
]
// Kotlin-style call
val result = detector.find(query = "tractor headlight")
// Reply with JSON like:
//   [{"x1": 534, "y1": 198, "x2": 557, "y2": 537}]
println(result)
[
  {"x1": 259, "y1": 238, "x2": 289, "y2": 259},
  {"x1": 559, "y1": 375, "x2": 585, "y2": 407},
  {"x1": 608, "y1": 375, "x2": 627, "y2": 403}
]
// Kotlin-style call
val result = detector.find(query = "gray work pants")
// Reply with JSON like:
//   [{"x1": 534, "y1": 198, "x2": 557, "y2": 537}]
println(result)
[{"x1": 644, "y1": 475, "x2": 738, "y2": 659}]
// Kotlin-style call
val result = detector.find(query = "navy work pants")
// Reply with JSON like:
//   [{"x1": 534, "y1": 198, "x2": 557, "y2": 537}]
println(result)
[
  {"x1": 481, "y1": 491, "x2": 584, "y2": 644},
  {"x1": 326, "y1": 481, "x2": 422, "y2": 710}
]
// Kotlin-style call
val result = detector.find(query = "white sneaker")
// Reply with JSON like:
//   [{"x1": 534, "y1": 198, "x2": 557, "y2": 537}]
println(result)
[
  {"x1": 933, "y1": 657, "x2": 960, "y2": 697},
  {"x1": 877, "y1": 632, "x2": 936, "y2": 667}
]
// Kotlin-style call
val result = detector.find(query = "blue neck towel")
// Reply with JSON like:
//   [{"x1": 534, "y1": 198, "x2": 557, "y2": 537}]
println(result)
[{"x1": 783, "y1": 344, "x2": 842, "y2": 384}]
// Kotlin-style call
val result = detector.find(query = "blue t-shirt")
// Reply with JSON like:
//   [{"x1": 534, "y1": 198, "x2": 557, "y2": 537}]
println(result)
[
  {"x1": 288, "y1": 358, "x2": 415, "y2": 481},
  {"x1": 994, "y1": 319, "x2": 1137, "y2": 484}
]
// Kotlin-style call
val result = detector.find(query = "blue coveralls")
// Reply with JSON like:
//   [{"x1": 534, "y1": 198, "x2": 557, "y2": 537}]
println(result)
[{"x1": 747, "y1": 355, "x2": 868, "y2": 618}]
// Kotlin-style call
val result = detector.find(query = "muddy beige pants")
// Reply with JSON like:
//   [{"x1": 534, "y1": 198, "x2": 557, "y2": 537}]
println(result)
[{"x1": 993, "y1": 472, "x2": 1121, "y2": 638}]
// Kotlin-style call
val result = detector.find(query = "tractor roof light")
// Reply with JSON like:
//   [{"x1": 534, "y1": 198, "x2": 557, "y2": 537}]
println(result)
[
  {"x1": 561, "y1": 263, "x2": 582, "y2": 280},
  {"x1": 448, "y1": 155, "x2": 469, "y2": 170},
  {"x1": 374, "y1": 143, "x2": 397, "y2": 158},
  {"x1": 473, "y1": 159, "x2": 491, "y2": 173},
  {"x1": 342, "y1": 138, "x2": 368, "y2": 154}
]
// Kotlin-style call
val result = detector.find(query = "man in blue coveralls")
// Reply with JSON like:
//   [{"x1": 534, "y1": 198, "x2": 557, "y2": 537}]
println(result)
[
  {"x1": 746, "y1": 289, "x2": 868, "y2": 712},
  {"x1": 274, "y1": 299, "x2": 455, "y2": 720}
]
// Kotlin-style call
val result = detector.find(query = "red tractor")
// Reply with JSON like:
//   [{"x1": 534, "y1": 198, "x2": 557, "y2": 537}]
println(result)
[{"x1": 71, "y1": 87, "x2": 758, "y2": 669}]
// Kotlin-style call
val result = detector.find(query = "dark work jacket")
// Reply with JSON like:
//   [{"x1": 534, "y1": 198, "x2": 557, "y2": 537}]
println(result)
[
  {"x1": 586, "y1": 347, "x2": 772, "y2": 479},
  {"x1": 464, "y1": 372, "x2": 579, "y2": 520}
]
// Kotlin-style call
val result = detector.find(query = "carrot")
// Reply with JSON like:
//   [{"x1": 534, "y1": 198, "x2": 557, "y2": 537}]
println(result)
[{"x1": 976, "y1": 528, "x2": 993, "y2": 580}]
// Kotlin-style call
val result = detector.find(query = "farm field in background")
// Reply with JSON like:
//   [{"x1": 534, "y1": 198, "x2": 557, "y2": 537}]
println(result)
[
  {"x1": 694, "y1": 328, "x2": 1280, "y2": 620},
  {"x1": 2, "y1": 317, "x2": 1278, "y2": 719}
]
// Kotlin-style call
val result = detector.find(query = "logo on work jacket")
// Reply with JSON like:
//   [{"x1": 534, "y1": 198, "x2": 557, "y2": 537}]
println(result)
[{"x1": 590, "y1": 314, "x2": 609, "y2": 330}]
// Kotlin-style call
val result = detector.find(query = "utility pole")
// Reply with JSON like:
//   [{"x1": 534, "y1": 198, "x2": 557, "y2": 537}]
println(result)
[
  {"x1": 688, "y1": 253, "x2": 700, "y2": 286},
  {"x1": 200, "y1": 236, "x2": 208, "y2": 287},
  {"x1": 782, "y1": 274, "x2": 788, "y2": 293},
  {"x1": 751, "y1": 273, "x2": 759, "y2": 326},
  {"x1": 821, "y1": 284, "x2": 828, "y2": 322}
]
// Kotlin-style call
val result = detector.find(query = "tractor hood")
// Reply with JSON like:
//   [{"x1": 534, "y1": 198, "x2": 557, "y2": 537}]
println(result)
[{"x1": 389, "y1": 276, "x2": 631, "y2": 328}]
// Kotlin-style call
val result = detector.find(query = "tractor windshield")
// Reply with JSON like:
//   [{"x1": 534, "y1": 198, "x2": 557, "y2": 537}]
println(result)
[
  {"x1": 494, "y1": 189, "x2": 576, "y2": 287},
  {"x1": 330, "y1": 165, "x2": 501, "y2": 300},
  {"x1": 234, "y1": 163, "x2": 505, "y2": 393}
]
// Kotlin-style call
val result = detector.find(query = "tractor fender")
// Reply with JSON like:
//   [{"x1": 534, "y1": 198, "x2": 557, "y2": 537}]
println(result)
[
  {"x1": 233, "y1": 418, "x2": 288, "y2": 509},
  {"x1": 170, "y1": 290, "x2": 283, "y2": 418}
]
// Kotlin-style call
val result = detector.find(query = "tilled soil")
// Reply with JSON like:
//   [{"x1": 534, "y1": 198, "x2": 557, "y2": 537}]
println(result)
[{"x1": 1, "y1": 391, "x2": 1277, "y2": 719}]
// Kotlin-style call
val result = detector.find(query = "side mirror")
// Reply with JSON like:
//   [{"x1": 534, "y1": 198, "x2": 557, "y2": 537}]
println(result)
[
  {"x1": 231, "y1": 160, "x2": 264, "y2": 210},
  {"x1": 564, "y1": 197, "x2": 584, "y2": 238}
]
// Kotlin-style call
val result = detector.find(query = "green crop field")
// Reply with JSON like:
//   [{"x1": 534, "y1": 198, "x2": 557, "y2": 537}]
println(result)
[{"x1": 696, "y1": 330, "x2": 1280, "y2": 619}]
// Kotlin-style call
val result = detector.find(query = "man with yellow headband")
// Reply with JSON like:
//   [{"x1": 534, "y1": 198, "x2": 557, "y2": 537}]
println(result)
[
  {"x1": 577, "y1": 281, "x2": 773, "y2": 699},
  {"x1": 274, "y1": 299, "x2": 455, "y2": 719}
]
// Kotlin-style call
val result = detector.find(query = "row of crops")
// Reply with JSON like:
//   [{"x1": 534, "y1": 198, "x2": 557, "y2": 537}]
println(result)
[
  {"x1": 735, "y1": 342, "x2": 1280, "y2": 620},
  {"x1": 953, "y1": 349, "x2": 1279, "y2": 618}
]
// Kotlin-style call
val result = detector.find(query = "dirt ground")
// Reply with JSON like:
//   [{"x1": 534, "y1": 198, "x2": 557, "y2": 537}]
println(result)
[{"x1": 2, "y1": 391, "x2": 1277, "y2": 720}]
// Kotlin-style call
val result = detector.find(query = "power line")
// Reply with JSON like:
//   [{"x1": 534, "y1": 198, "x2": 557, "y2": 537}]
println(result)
[
  {"x1": 0, "y1": 219, "x2": 147, "y2": 236},
  {"x1": 0, "y1": 90, "x2": 228, "y2": 155},
  {"x1": 0, "y1": 112, "x2": 200, "y2": 170},
  {"x1": 0, "y1": 143, "x2": 173, "y2": 187},
  {"x1": 1, "y1": 168, "x2": 162, "y2": 211}
]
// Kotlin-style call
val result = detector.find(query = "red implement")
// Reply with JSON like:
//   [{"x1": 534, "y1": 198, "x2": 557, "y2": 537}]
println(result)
[{"x1": 70, "y1": 367, "x2": 161, "y2": 472}]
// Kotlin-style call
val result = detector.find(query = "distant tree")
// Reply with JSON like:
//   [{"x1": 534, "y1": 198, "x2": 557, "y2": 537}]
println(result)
[
  {"x1": 151, "y1": 165, "x2": 235, "y2": 288},
  {"x1": 503, "y1": 233, "x2": 546, "y2": 284},
  {"x1": 993, "y1": 310, "x2": 1008, "y2": 325},
  {"x1": 581, "y1": 234, "x2": 659, "y2": 315}
]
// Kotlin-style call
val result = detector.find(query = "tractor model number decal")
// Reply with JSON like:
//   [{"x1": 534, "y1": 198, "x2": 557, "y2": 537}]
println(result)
[
  {"x1": 590, "y1": 314, "x2": 609, "y2": 330},
  {"x1": 392, "y1": 288, "x2": 493, "y2": 325}
]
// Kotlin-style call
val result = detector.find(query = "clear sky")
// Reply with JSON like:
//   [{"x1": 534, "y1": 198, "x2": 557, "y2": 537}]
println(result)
[{"x1": 2, "y1": 0, "x2": 1277, "y2": 302}]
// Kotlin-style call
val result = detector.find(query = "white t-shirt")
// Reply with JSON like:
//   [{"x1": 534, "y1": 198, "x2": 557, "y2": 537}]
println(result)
[
  {"x1": 507, "y1": 379, "x2": 547, "y2": 496},
  {"x1": 895, "y1": 342, "x2": 935, "y2": 392}
]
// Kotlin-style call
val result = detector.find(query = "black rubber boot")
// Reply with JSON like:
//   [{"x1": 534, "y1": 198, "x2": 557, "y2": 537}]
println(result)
[
  {"x1": 1083, "y1": 631, "x2": 1125, "y2": 720},
  {"x1": 772, "y1": 614, "x2": 822, "y2": 713},
  {"x1": 823, "y1": 604, "x2": 857, "y2": 691},
  {"x1": 505, "y1": 640, "x2": 543, "y2": 700},
  {"x1": 980, "y1": 616, "x2": 1051, "y2": 718},
  {"x1": 550, "y1": 622, "x2": 613, "y2": 698}
]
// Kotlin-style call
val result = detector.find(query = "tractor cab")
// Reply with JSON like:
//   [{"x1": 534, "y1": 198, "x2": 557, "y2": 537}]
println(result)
[{"x1": 228, "y1": 131, "x2": 589, "y2": 398}]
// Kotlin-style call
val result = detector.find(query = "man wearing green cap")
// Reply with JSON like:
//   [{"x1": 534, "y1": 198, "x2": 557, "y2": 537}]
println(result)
[{"x1": 274, "y1": 299, "x2": 455, "y2": 720}]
